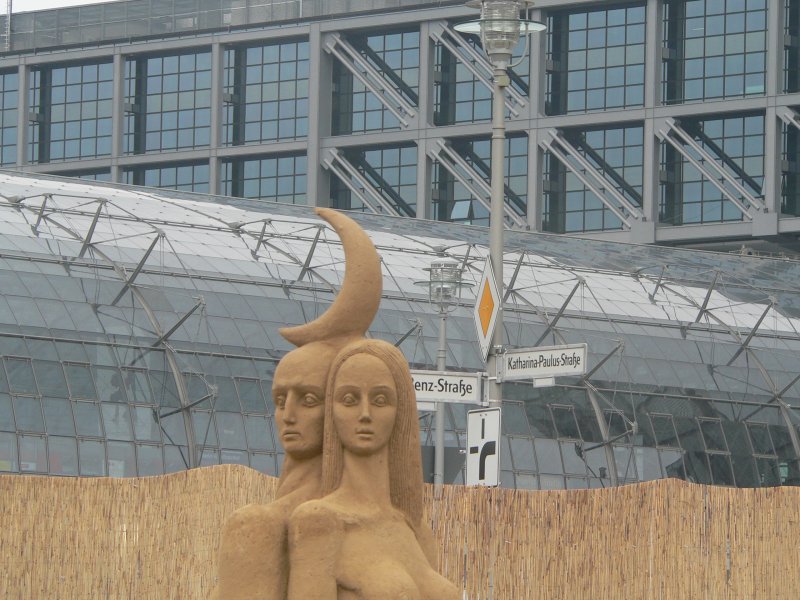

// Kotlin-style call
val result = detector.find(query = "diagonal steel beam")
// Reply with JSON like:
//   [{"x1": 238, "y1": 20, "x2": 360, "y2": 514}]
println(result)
[
  {"x1": 111, "y1": 232, "x2": 163, "y2": 307},
  {"x1": 540, "y1": 130, "x2": 641, "y2": 228},
  {"x1": 324, "y1": 33, "x2": 416, "y2": 127},
  {"x1": 78, "y1": 200, "x2": 107, "y2": 258},
  {"x1": 656, "y1": 118, "x2": 765, "y2": 217},
  {"x1": 725, "y1": 300, "x2": 774, "y2": 366},
  {"x1": 323, "y1": 148, "x2": 402, "y2": 216},
  {"x1": 533, "y1": 279, "x2": 582, "y2": 347},
  {"x1": 428, "y1": 139, "x2": 527, "y2": 228}
]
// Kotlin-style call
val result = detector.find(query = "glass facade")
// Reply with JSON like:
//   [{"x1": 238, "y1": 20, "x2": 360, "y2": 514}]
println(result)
[
  {"x1": 0, "y1": 0, "x2": 791, "y2": 244},
  {"x1": 547, "y1": 4, "x2": 646, "y2": 114},
  {"x1": 124, "y1": 51, "x2": 212, "y2": 154},
  {"x1": 0, "y1": 1, "x2": 799, "y2": 490},
  {"x1": 124, "y1": 162, "x2": 210, "y2": 192},
  {"x1": 224, "y1": 40, "x2": 309, "y2": 145},
  {"x1": 29, "y1": 61, "x2": 113, "y2": 163},
  {"x1": 332, "y1": 30, "x2": 419, "y2": 135},
  {"x1": 660, "y1": 113, "x2": 764, "y2": 225},
  {"x1": 0, "y1": 71, "x2": 17, "y2": 167},
  {"x1": 331, "y1": 145, "x2": 417, "y2": 217},
  {"x1": 544, "y1": 124, "x2": 644, "y2": 233},
  {"x1": 222, "y1": 154, "x2": 308, "y2": 204},
  {"x1": 432, "y1": 135, "x2": 527, "y2": 226},
  {"x1": 0, "y1": 171, "x2": 799, "y2": 490},
  {"x1": 663, "y1": 0, "x2": 767, "y2": 104}
]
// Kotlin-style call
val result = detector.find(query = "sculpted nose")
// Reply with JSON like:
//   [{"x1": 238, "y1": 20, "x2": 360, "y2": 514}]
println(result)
[
  {"x1": 358, "y1": 399, "x2": 372, "y2": 422},
  {"x1": 282, "y1": 395, "x2": 297, "y2": 423}
]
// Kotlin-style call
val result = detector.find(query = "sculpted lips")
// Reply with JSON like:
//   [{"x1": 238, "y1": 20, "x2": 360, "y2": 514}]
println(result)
[{"x1": 283, "y1": 430, "x2": 300, "y2": 438}]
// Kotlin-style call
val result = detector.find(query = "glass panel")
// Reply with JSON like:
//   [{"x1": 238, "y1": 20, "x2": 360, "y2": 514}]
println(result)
[
  {"x1": 49, "y1": 436, "x2": 79, "y2": 475},
  {"x1": 5, "y1": 358, "x2": 37, "y2": 395},
  {"x1": 42, "y1": 397, "x2": 75, "y2": 436},
  {"x1": 107, "y1": 441, "x2": 136, "y2": 477},
  {"x1": 32, "y1": 361, "x2": 68, "y2": 396},
  {"x1": 136, "y1": 444, "x2": 164, "y2": 476},
  {"x1": 0, "y1": 393, "x2": 12, "y2": 431},
  {"x1": 132, "y1": 405, "x2": 161, "y2": 442},
  {"x1": 0, "y1": 431, "x2": 18, "y2": 471},
  {"x1": 101, "y1": 403, "x2": 133, "y2": 441},
  {"x1": 236, "y1": 378, "x2": 266, "y2": 413},
  {"x1": 244, "y1": 414, "x2": 273, "y2": 451},
  {"x1": 64, "y1": 364, "x2": 97, "y2": 398},
  {"x1": 13, "y1": 396, "x2": 44, "y2": 432},
  {"x1": 217, "y1": 412, "x2": 247, "y2": 450},
  {"x1": 73, "y1": 401, "x2": 103, "y2": 437},
  {"x1": 78, "y1": 438, "x2": 106, "y2": 476},
  {"x1": 19, "y1": 434, "x2": 47, "y2": 472}
]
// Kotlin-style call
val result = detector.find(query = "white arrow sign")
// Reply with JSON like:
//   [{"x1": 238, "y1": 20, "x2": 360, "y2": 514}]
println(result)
[
  {"x1": 466, "y1": 407, "x2": 501, "y2": 487},
  {"x1": 498, "y1": 343, "x2": 588, "y2": 385}
]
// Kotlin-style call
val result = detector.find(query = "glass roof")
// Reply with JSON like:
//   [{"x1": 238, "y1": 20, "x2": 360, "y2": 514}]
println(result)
[{"x1": 0, "y1": 170, "x2": 798, "y2": 406}]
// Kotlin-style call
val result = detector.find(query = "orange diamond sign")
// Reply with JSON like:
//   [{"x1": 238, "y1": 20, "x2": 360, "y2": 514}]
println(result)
[
  {"x1": 478, "y1": 281, "x2": 495, "y2": 337},
  {"x1": 473, "y1": 258, "x2": 500, "y2": 362}
]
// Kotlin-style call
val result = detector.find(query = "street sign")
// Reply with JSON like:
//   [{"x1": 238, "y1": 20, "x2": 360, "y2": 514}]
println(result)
[
  {"x1": 498, "y1": 343, "x2": 588, "y2": 385},
  {"x1": 466, "y1": 407, "x2": 501, "y2": 487},
  {"x1": 473, "y1": 258, "x2": 500, "y2": 362},
  {"x1": 410, "y1": 370, "x2": 483, "y2": 408}
]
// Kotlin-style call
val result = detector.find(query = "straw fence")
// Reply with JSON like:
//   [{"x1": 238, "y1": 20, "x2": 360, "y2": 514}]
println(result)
[{"x1": 1, "y1": 464, "x2": 798, "y2": 599}]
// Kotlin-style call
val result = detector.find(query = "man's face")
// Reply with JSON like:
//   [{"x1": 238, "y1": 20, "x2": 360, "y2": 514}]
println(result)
[{"x1": 271, "y1": 346, "x2": 329, "y2": 460}]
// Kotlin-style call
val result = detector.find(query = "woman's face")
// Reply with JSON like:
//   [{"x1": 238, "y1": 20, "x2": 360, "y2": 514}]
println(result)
[
  {"x1": 333, "y1": 353, "x2": 398, "y2": 456},
  {"x1": 272, "y1": 346, "x2": 328, "y2": 460}
]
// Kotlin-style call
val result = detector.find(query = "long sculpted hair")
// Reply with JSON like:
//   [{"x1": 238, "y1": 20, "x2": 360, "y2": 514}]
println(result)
[{"x1": 321, "y1": 338, "x2": 424, "y2": 526}]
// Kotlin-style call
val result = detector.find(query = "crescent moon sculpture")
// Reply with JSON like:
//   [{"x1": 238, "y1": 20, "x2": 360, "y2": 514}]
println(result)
[{"x1": 279, "y1": 207, "x2": 382, "y2": 347}]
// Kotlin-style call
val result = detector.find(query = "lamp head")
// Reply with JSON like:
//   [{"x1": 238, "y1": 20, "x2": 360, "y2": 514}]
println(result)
[{"x1": 454, "y1": 0, "x2": 546, "y2": 71}]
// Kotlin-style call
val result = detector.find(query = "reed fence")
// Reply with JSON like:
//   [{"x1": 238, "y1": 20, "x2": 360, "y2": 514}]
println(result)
[{"x1": 1, "y1": 465, "x2": 797, "y2": 599}]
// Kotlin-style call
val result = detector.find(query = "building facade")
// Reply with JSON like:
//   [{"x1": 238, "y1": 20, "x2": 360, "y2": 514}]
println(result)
[
  {"x1": 0, "y1": 171, "x2": 798, "y2": 490},
  {"x1": 0, "y1": 1, "x2": 798, "y2": 490},
  {"x1": 0, "y1": 0, "x2": 797, "y2": 252}
]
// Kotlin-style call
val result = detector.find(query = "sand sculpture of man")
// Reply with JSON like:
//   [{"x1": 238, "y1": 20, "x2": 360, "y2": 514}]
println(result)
[{"x1": 210, "y1": 208, "x2": 382, "y2": 600}]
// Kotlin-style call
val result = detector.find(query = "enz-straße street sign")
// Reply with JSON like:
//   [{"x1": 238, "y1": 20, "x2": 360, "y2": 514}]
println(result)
[
  {"x1": 497, "y1": 343, "x2": 588, "y2": 387},
  {"x1": 473, "y1": 258, "x2": 500, "y2": 363},
  {"x1": 410, "y1": 370, "x2": 484, "y2": 412}
]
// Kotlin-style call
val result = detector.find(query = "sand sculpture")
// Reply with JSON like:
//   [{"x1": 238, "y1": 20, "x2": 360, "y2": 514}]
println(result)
[
  {"x1": 287, "y1": 338, "x2": 460, "y2": 599},
  {"x1": 211, "y1": 207, "x2": 382, "y2": 600}
]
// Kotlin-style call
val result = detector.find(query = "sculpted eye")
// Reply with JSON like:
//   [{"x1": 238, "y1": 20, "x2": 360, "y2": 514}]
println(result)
[
  {"x1": 340, "y1": 393, "x2": 358, "y2": 406},
  {"x1": 274, "y1": 395, "x2": 286, "y2": 409},
  {"x1": 302, "y1": 393, "x2": 320, "y2": 407},
  {"x1": 372, "y1": 395, "x2": 387, "y2": 407}
]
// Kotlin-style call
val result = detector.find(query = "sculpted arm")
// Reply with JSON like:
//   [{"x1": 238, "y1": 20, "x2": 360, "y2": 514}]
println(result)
[
  {"x1": 288, "y1": 502, "x2": 344, "y2": 600},
  {"x1": 213, "y1": 503, "x2": 290, "y2": 600}
]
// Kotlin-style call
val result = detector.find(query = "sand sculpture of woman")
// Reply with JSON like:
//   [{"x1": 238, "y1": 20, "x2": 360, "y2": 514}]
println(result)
[
  {"x1": 211, "y1": 208, "x2": 382, "y2": 600},
  {"x1": 287, "y1": 339, "x2": 460, "y2": 600}
]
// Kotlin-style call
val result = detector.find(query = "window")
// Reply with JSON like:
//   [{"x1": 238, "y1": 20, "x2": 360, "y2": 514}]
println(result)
[
  {"x1": 662, "y1": 0, "x2": 767, "y2": 103},
  {"x1": 660, "y1": 113, "x2": 764, "y2": 225},
  {"x1": 125, "y1": 51, "x2": 212, "y2": 153},
  {"x1": 222, "y1": 154, "x2": 307, "y2": 205},
  {"x1": 544, "y1": 125, "x2": 643, "y2": 233},
  {"x1": 29, "y1": 61, "x2": 113, "y2": 163},
  {"x1": 547, "y1": 4, "x2": 646, "y2": 114},
  {"x1": 333, "y1": 30, "x2": 419, "y2": 134},
  {"x1": 224, "y1": 40, "x2": 309, "y2": 144},
  {"x1": 0, "y1": 70, "x2": 18, "y2": 166}
]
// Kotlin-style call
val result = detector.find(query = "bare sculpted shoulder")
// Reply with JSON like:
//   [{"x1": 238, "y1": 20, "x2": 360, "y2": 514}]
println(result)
[{"x1": 289, "y1": 497, "x2": 459, "y2": 600}]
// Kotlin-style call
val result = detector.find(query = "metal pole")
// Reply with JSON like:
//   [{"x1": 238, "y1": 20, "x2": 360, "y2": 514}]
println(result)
[
  {"x1": 434, "y1": 306, "x2": 447, "y2": 491},
  {"x1": 487, "y1": 66, "x2": 507, "y2": 408}
]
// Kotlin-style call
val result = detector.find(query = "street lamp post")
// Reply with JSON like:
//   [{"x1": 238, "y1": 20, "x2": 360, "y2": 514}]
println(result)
[
  {"x1": 417, "y1": 259, "x2": 470, "y2": 492},
  {"x1": 421, "y1": 259, "x2": 468, "y2": 491},
  {"x1": 455, "y1": 1, "x2": 545, "y2": 408}
]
